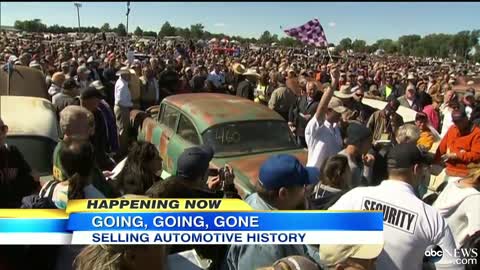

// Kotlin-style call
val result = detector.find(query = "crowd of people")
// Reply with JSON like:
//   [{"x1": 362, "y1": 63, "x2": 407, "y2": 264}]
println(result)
[{"x1": 1, "y1": 30, "x2": 480, "y2": 270}]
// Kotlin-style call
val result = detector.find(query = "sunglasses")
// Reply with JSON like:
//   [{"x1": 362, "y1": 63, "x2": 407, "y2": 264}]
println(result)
[{"x1": 0, "y1": 125, "x2": 8, "y2": 132}]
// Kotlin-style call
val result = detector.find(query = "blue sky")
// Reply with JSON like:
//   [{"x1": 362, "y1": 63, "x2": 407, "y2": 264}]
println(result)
[{"x1": 1, "y1": 2, "x2": 479, "y2": 44}]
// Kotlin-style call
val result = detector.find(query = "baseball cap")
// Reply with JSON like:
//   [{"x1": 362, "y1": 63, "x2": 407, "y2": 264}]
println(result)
[
  {"x1": 328, "y1": 98, "x2": 348, "y2": 114},
  {"x1": 258, "y1": 154, "x2": 319, "y2": 190},
  {"x1": 89, "y1": 80, "x2": 105, "y2": 91},
  {"x1": 77, "y1": 65, "x2": 91, "y2": 74},
  {"x1": 272, "y1": 256, "x2": 321, "y2": 270},
  {"x1": 387, "y1": 142, "x2": 434, "y2": 169},
  {"x1": 319, "y1": 244, "x2": 383, "y2": 266},
  {"x1": 345, "y1": 122, "x2": 372, "y2": 145},
  {"x1": 176, "y1": 145, "x2": 214, "y2": 180},
  {"x1": 80, "y1": 86, "x2": 105, "y2": 100}
]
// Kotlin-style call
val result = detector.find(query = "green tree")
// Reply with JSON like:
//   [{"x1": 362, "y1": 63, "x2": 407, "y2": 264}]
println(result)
[
  {"x1": 115, "y1": 23, "x2": 127, "y2": 36},
  {"x1": 190, "y1": 24, "x2": 204, "y2": 39},
  {"x1": 278, "y1": 37, "x2": 302, "y2": 47},
  {"x1": 374, "y1": 39, "x2": 398, "y2": 54},
  {"x1": 336, "y1": 38, "x2": 352, "y2": 51},
  {"x1": 398, "y1": 35, "x2": 421, "y2": 56},
  {"x1": 134, "y1": 26, "x2": 143, "y2": 36},
  {"x1": 143, "y1": 31, "x2": 157, "y2": 38},
  {"x1": 175, "y1": 27, "x2": 191, "y2": 39},
  {"x1": 258, "y1": 31, "x2": 273, "y2": 45},
  {"x1": 158, "y1": 21, "x2": 176, "y2": 38},
  {"x1": 14, "y1": 19, "x2": 47, "y2": 32},
  {"x1": 100, "y1": 23, "x2": 111, "y2": 32},
  {"x1": 450, "y1": 31, "x2": 472, "y2": 59},
  {"x1": 351, "y1": 39, "x2": 367, "y2": 52}
]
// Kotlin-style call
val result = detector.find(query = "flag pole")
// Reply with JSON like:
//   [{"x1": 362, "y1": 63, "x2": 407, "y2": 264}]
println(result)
[{"x1": 326, "y1": 46, "x2": 333, "y2": 62}]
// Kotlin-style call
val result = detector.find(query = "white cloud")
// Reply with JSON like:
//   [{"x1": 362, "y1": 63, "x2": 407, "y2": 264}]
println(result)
[
  {"x1": 214, "y1": 23, "x2": 226, "y2": 27},
  {"x1": 328, "y1": 22, "x2": 336, "y2": 28}
]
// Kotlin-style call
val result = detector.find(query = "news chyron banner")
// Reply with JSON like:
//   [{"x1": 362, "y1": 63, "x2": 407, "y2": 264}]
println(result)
[{"x1": 0, "y1": 199, "x2": 383, "y2": 245}]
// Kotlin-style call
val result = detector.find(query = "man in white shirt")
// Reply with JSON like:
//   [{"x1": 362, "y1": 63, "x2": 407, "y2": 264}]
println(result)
[
  {"x1": 114, "y1": 67, "x2": 133, "y2": 157},
  {"x1": 440, "y1": 90, "x2": 459, "y2": 138},
  {"x1": 206, "y1": 63, "x2": 225, "y2": 90},
  {"x1": 330, "y1": 142, "x2": 461, "y2": 270},
  {"x1": 305, "y1": 67, "x2": 346, "y2": 170}
]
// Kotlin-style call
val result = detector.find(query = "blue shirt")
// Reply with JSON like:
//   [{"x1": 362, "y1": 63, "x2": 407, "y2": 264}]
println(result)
[{"x1": 224, "y1": 193, "x2": 309, "y2": 270}]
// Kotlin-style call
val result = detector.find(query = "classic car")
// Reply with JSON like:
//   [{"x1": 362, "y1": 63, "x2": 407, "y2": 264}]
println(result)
[
  {"x1": 131, "y1": 93, "x2": 307, "y2": 197},
  {"x1": 0, "y1": 65, "x2": 48, "y2": 99},
  {"x1": 0, "y1": 95, "x2": 60, "y2": 184}
]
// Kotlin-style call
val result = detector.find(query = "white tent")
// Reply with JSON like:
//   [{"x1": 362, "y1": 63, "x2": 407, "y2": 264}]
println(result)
[
  {"x1": 220, "y1": 38, "x2": 228, "y2": 43},
  {"x1": 209, "y1": 38, "x2": 218, "y2": 43},
  {"x1": 230, "y1": 40, "x2": 238, "y2": 44}
]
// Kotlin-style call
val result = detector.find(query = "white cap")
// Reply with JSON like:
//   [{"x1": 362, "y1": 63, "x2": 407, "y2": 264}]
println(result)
[
  {"x1": 8, "y1": 55, "x2": 18, "y2": 62},
  {"x1": 319, "y1": 244, "x2": 383, "y2": 266}
]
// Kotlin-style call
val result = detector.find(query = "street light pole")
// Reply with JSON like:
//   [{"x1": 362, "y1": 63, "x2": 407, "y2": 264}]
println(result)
[
  {"x1": 74, "y1": 2, "x2": 82, "y2": 33},
  {"x1": 126, "y1": 1, "x2": 130, "y2": 36}
]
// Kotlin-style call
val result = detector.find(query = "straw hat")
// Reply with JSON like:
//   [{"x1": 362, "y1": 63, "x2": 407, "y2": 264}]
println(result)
[
  {"x1": 319, "y1": 244, "x2": 383, "y2": 267},
  {"x1": 116, "y1": 67, "x2": 132, "y2": 76},
  {"x1": 232, "y1": 63, "x2": 246, "y2": 75},
  {"x1": 244, "y1": 68, "x2": 261, "y2": 78},
  {"x1": 334, "y1": 85, "x2": 354, "y2": 99}
]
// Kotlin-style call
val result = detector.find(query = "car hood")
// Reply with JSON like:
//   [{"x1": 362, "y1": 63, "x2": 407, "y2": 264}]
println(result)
[{"x1": 212, "y1": 148, "x2": 308, "y2": 196}]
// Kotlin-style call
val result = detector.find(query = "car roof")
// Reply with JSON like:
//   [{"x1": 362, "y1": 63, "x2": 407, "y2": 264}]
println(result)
[
  {"x1": 0, "y1": 66, "x2": 49, "y2": 100},
  {"x1": 0, "y1": 96, "x2": 59, "y2": 141},
  {"x1": 164, "y1": 93, "x2": 284, "y2": 133},
  {"x1": 362, "y1": 98, "x2": 417, "y2": 123}
]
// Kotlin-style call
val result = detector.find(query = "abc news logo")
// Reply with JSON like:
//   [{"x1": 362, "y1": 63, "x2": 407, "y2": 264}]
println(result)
[{"x1": 424, "y1": 245, "x2": 478, "y2": 265}]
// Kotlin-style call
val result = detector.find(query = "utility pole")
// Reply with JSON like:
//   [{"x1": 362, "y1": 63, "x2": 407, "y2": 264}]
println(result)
[
  {"x1": 126, "y1": 1, "x2": 130, "y2": 36},
  {"x1": 74, "y1": 2, "x2": 82, "y2": 33}
]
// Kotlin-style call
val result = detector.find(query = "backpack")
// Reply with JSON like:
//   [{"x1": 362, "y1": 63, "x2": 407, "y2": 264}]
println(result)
[{"x1": 21, "y1": 180, "x2": 59, "y2": 209}]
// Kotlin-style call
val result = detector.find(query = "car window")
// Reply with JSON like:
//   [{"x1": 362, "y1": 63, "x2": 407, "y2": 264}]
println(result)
[
  {"x1": 202, "y1": 121, "x2": 298, "y2": 157},
  {"x1": 157, "y1": 103, "x2": 165, "y2": 122},
  {"x1": 5, "y1": 136, "x2": 57, "y2": 177},
  {"x1": 177, "y1": 114, "x2": 200, "y2": 145},
  {"x1": 159, "y1": 105, "x2": 179, "y2": 130}
]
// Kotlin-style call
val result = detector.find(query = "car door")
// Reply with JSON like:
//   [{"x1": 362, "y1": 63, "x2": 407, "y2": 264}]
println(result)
[
  {"x1": 167, "y1": 113, "x2": 202, "y2": 174},
  {"x1": 154, "y1": 103, "x2": 180, "y2": 173}
]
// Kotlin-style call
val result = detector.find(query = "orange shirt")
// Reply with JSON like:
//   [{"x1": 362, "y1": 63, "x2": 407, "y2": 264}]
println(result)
[{"x1": 435, "y1": 125, "x2": 480, "y2": 176}]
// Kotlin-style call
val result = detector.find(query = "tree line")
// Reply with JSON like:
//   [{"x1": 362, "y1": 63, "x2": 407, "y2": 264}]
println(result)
[
  {"x1": 10, "y1": 19, "x2": 480, "y2": 62},
  {"x1": 336, "y1": 31, "x2": 480, "y2": 62}
]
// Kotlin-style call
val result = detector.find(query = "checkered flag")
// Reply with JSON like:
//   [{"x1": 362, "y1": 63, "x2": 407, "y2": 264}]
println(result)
[{"x1": 283, "y1": 19, "x2": 329, "y2": 47}]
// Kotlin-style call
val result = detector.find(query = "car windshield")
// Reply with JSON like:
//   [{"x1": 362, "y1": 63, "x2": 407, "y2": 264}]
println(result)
[
  {"x1": 5, "y1": 136, "x2": 57, "y2": 177},
  {"x1": 202, "y1": 121, "x2": 299, "y2": 157}
]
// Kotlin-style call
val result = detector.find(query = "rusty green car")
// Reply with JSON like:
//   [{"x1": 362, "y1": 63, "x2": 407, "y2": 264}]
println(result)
[{"x1": 131, "y1": 93, "x2": 307, "y2": 197}]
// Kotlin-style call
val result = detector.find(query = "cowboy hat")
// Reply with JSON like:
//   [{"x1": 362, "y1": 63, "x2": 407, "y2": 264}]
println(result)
[
  {"x1": 334, "y1": 85, "x2": 354, "y2": 99},
  {"x1": 116, "y1": 67, "x2": 132, "y2": 76},
  {"x1": 244, "y1": 68, "x2": 260, "y2": 77},
  {"x1": 232, "y1": 63, "x2": 246, "y2": 75}
]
